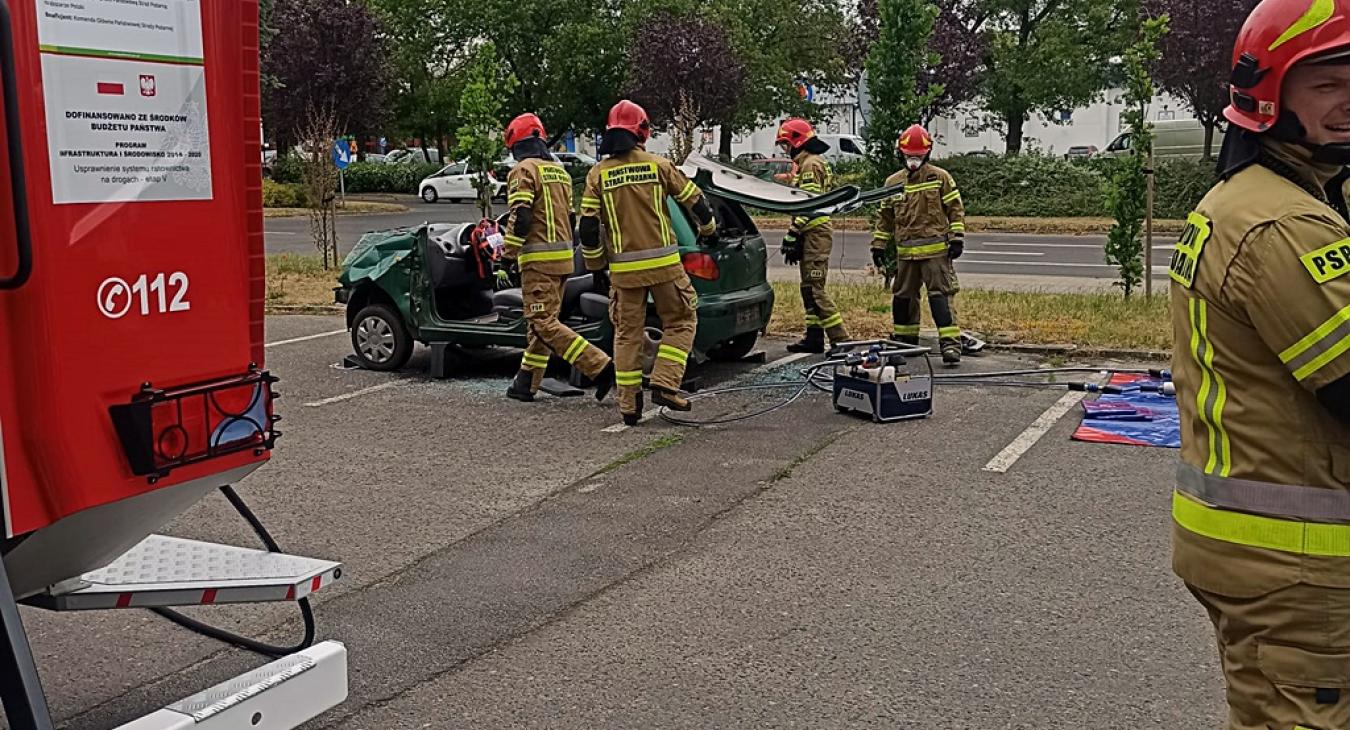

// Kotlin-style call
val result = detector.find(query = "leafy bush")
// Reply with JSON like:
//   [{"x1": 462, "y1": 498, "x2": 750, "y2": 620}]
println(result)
[
  {"x1": 340, "y1": 162, "x2": 444, "y2": 194},
  {"x1": 262, "y1": 179, "x2": 308, "y2": 208},
  {"x1": 939, "y1": 153, "x2": 1110, "y2": 217},
  {"x1": 267, "y1": 154, "x2": 444, "y2": 194},
  {"x1": 1153, "y1": 158, "x2": 1217, "y2": 219}
]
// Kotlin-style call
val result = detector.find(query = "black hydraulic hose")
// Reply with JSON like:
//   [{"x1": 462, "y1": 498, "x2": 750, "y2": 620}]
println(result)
[
  {"x1": 658, "y1": 363, "x2": 837, "y2": 427},
  {"x1": 150, "y1": 485, "x2": 317, "y2": 658}
]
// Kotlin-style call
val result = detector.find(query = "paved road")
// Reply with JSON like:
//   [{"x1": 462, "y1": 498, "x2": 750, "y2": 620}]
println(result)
[
  {"x1": 761, "y1": 229, "x2": 1176, "y2": 281},
  {"x1": 12, "y1": 315, "x2": 1223, "y2": 729},
  {"x1": 266, "y1": 206, "x2": 1177, "y2": 281}
]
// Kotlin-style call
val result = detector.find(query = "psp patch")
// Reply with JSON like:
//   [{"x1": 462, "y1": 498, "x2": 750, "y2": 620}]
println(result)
[
  {"x1": 529, "y1": 303, "x2": 546, "y2": 313},
  {"x1": 809, "y1": 269, "x2": 825, "y2": 280},
  {"x1": 1300, "y1": 238, "x2": 1350, "y2": 284}
]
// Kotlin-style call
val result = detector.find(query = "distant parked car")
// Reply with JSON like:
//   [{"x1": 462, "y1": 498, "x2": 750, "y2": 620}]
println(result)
[
  {"x1": 418, "y1": 160, "x2": 507, "y2": 204},
  {"x1": 384, "y1": 147, "x2": 442, "y2": 166},
  {"x1": 1065, "y1": 145, "x2": 1099, "y2": 160}
]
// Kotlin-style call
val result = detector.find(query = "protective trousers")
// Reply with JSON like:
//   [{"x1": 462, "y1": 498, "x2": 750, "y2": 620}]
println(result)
[
  {"x1": 610, "y1": 278, "x2": 698, "y2": 416},
  {"x1": 893, "y1": 256, "x2": 959, "y2": 349},
  {"x1": 799, "y1": 228, "x2": 847, "y2": 343},
  {"x1": 518, "y1": 269, "x2": 611, "y2": 392},
  {"x1": 1189, "y1": 581, "x2": 1350, "y2": 730}
]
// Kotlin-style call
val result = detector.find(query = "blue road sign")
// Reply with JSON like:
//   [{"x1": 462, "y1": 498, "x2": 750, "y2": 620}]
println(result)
[{"x1": 332, "y1": 139, "x2": 351, "y2": 170}]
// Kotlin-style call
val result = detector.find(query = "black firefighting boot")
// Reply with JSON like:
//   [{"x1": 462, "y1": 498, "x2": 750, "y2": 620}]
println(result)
[
  {"x1": 622, "y1": 392, "x2": 645, "y2": 426},
  {"x1": 651, "y1": 386, "x2": 691, "y2": 412},
  {"x1": 593, "y1": 362, "x2": 616, "y2": 402},
  {"x1": 786, "y1": 327, "x2": 825, "y2": 354},
  {"x1": 941, "y1": 342, "x2": 962, "y2": 365},
  {"x1": 506, "y1": 370, "x2": 537, "y2": 402}
]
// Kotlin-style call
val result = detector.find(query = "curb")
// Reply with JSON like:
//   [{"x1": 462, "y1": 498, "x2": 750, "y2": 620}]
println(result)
[
  {"x1": 984, "y1": 342, "x2": 1172, "y2": 362},
  {"x1": 266, "y1": 304, "x2": 344, "y2": 316}
]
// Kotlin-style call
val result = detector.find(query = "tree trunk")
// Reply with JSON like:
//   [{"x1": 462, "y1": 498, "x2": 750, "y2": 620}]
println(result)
[
  {"x1": 719, "y1": 126, "x2": 733, "y2": 162},
  {"x1": 1004, "y1": 109, "x2": 1025, "y2": 155},
  {"x1": 1202, "y1": 121, "x2": 1217, "y2": 160}
]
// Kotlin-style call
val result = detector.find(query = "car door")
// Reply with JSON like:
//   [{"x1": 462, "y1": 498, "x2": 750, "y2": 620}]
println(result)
[{"x1": 438, "y1": 163, "x2": 469, "y2": 198}]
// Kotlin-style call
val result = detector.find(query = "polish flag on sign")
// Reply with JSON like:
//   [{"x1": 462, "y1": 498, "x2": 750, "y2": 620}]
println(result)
[{"x1": 96, "y1": 82, "x2": 124, "y2": 96}]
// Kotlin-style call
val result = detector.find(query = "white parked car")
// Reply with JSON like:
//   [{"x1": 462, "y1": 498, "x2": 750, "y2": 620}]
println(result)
[{"x1": 419, "y1": 160, "x2": 507, "y2": 203}]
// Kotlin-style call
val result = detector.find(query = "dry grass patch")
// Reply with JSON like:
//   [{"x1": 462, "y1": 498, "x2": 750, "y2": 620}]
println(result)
[
  {"x1": 769, "y1": 280, "x2": 1172, "y2": 351},
  {"x1": 267, "y1": 254, "x2": 340, "y2": 308}
]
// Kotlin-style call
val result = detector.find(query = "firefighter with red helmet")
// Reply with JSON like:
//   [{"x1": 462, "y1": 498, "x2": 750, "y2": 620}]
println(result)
[
  {"x1": 579, "y1": 100, "x2": 717, "y2": 425},
  {"x1": 1167, "y1": 0, "x2": 1350, "y2": 726},
  {"x1": 776, "y1": 118, "x2": 849, "y2": 353},
  {"x1": 501, "y1": 112, "x2": 615, "y2": 403},
  {"x1": 871, "y1": 124, "x2": 966, "y2": 364}
]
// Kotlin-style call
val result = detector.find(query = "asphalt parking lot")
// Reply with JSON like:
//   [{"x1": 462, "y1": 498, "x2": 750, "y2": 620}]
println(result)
[{"x1": 13, "y1": 315, "x2": 1223, "y2": 729}]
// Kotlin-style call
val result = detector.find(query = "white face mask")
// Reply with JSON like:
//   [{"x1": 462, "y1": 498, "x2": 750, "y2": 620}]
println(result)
[{"x1": 905, "y1": 156, "x2": 926, "y2": 171}]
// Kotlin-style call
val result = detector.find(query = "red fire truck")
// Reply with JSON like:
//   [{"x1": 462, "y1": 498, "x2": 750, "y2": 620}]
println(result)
[{"x1": 0, "y1": 0, "x2": 347, "y2": 726}]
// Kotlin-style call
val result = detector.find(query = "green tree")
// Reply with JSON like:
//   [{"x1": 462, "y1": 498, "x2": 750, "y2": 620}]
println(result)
[
  {"x1": 975, "y1": 0, "x2": 1127, "y2": 154},
  {"x1": 367, "y1": 0, "x2": 464, "y2": 157},
  {"x1": 455, "y1": 43, "x2": 517, "y2": 219},
  {"x1": 863, "y1": 0, "x2": 941, "y2": 176},
  {"x1": 706, "y1": 0, "x2": 853, "y2": 159},
  {"x1": 1104, "y1": 15, "x2": 1168, "y2": 298}
]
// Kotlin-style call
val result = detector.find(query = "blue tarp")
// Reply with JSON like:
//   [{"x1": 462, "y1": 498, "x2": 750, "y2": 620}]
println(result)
[{"x1": 1072, "y1": 374, "x2": 1180, "y2": 448}]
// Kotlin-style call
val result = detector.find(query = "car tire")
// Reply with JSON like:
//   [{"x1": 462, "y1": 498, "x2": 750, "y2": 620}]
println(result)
[
  {"x1": 420, "y1": 187, "x2": 438, "y2": 204},
  {"x1": 707, "y1": 331, "x2": 758, "y2": 363},
  {"x1": 351, "y1": 304, "x2": 413, "y2": 372}
]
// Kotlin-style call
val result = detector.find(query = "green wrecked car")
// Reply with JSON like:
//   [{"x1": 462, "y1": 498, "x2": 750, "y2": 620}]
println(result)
[{"x1": 334, "y1": 154, "x2": 887, "y2": 379}]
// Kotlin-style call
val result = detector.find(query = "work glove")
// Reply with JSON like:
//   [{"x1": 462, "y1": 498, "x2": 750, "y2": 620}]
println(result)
[
  {"x1": 781, "y1": 230, "x2": 802, "y2": 265},
  {"x1": 493, "y1": 263, "x2": 512, "y2": 289},
  {"x1": 948, "y1": 237, "x2": 964, "y2": 260},
  {"x1": 592, "y1": 269, "x2": 611, "y2": 297}
]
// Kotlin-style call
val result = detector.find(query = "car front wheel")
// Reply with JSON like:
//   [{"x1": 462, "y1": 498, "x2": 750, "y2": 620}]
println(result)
[
  {"x1": 420, "y1": 187, "x2": 438, "y2": 204},
  {"x1": 351, "y1": 304, "x2": 413, "y2": 371}
]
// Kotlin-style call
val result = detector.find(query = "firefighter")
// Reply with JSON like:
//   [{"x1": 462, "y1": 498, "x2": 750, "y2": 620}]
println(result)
[
  {"x1": 871, "y1": 124, "x2": 966, "y2": 364},
  {"x1": 1167, "y1": 1, "x2": 1350, "y2": 727},
  {"x1": 579, "y1": 100, "x2": 717, "y2": 425},
  {"x1": 776, "y1": 118, "x2": 849, "y2": 353},
  {"x1": 501, "y1": 112, "x2": 615, "y2": 403}
]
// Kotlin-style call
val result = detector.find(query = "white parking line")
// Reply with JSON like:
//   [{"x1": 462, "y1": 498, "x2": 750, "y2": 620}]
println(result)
[
  {"x1": 304, "y1": 381, "x2": 404, "y2": 408},
  {"x1": 965, "y1": 250, "x2": 1044, "y2": 257},
  {"x1": 265, "y1": 230, "x2": 299, "y2": 236},
  {"x1": 265, "y1": 330, "x2": 347, "y2": 348},
  {"x1": 983, "y1": 390, "x2": 1087, "y2": 473},
  {"x1": 983, "y1": 372, "x2": 1110, "y2": 473}
]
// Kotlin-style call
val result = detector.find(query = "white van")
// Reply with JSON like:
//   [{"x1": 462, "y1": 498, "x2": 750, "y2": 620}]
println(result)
[
  {"x1": 1104, "y1": 119, "x2": 1210, "y2": 160},
  {"x1": 816, "y1": 133, "x2": 867, "y2": 163}
]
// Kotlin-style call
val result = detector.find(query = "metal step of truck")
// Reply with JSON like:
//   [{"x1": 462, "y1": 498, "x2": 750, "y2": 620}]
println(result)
[
  {"x1": 22, "y1": 535, "x2": 342, "y2": 611},
  {"x1": 113, "y1": 640, "x2": 347, "y2": 730}
]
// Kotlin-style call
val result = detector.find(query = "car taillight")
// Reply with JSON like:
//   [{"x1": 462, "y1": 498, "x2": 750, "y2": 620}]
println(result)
[
  {"x1": 109, "y1": 368, "x2": 280, "y2": 481},
  {"x1": 683, "y1": 252, "x2": 719, "y2": 281}
]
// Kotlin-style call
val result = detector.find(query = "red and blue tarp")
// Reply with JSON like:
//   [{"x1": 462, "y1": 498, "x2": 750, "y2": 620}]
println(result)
[{"x1": 1072, "y1": 373, "x2": 1180, "y2": 448}]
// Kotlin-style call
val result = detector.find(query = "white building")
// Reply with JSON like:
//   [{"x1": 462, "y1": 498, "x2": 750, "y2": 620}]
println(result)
[{"x1": 596, "y1": 86, "x2": 1198, "y2": 160}]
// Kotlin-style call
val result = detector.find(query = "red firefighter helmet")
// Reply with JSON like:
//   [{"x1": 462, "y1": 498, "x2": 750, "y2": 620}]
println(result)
[
  {"x1": 898, "y1": 125, "x2": 934, "y2": 156},
  {"x1": 504, "y1": 113, "x2": 546, "y2": 148},
  {"x1": 1225, "y1": 0, "x2": 1350, "y2": 132},
  {"x1": 606, "y1": 100, "x2": 651, "y2": 143},
  {"x1": 776, "y1": 118, "x2": 817, "y2": 148}
]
